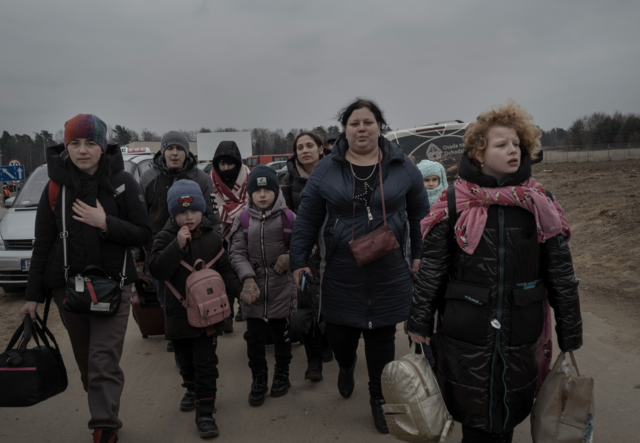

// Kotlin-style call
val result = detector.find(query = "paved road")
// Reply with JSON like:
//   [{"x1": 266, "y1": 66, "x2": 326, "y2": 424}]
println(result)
[{"x1": 0, "y1": 307, "x2": 637, "y2": 442}]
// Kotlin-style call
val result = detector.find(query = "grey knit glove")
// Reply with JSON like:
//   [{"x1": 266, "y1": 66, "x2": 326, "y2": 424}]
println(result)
[
  {"x1": 239, "y1": 278, "x2": 259, "y2": 304},
  {"x1": 274, "y1": 254, "x2": 290, "y2": 275}
]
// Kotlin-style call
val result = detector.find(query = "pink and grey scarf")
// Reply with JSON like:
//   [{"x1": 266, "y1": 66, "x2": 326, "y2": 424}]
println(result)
[{"x1": 420, "y1": 177, "x2": 571, "y2": 254}]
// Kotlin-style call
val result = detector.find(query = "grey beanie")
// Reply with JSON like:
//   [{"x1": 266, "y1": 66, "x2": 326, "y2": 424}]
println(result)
[
  {"x1": 161, "y1": 131, "x2": 190, "y2": 156},
  {"x1": 167, "y1": 179, "x2": 206, "y2": 219}
]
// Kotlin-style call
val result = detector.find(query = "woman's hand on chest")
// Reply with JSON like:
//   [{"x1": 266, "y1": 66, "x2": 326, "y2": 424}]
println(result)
[{"x1": 72, "y1": 199, "x2": 108, "y2": 230}]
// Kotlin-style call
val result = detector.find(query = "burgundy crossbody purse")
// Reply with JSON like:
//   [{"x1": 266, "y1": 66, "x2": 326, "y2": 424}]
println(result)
[{"x1": 348, "y1": 151, "x2": 400, "y2": 266}]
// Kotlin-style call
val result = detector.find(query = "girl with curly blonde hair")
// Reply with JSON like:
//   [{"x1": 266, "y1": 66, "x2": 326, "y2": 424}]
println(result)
[{"x1": 408, "y1": 100, "x2": 583, "y2": 442}]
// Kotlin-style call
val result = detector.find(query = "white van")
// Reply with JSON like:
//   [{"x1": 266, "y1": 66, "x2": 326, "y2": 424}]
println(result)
[{"x1": 385, "y1": 120, "x2": 469, "y2": 182}]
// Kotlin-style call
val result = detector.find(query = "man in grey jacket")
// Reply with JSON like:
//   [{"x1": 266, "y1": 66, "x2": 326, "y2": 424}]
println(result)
[{"x1": 140, "y1": 131, "x2": 223, "y2": 348}]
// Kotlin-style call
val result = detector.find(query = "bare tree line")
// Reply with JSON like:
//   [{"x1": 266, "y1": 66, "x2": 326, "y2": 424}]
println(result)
[{"x1": 541, "y1": 112, "x2": 640, "y2": 147}]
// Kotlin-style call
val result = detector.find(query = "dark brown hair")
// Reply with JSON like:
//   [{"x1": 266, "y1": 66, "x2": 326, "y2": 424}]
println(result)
[{"x1": 337, "y1": 97, "x2": 387, "y2": 128}]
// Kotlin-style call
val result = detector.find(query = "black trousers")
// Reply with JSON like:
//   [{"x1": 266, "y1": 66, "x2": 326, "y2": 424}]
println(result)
[
  {"x1": 325, "y1": 323, "x2": 396, "y2": 399},
  {"x1": 173, "y1": 333, "x2": 219, "y2": 400},
  {"x1": 462, "y1": 426, "x2": 514, "y2": 443},
  {"x1": 244, "y1": 318, "x2": 292, "y2": 372},
  {"x1": 302, "y1": 323, "x2": 323, "y2": 362}
]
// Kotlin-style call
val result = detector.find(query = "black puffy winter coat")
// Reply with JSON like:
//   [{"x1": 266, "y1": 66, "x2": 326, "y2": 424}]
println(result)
[
  {"x1": 290, "y1": 137, "x2": 430, "y2": 330},
  {"x1": 407, "y1": 153, "x2": 583, "y2": 434},
  {"x1": 25, "y1": 144, "x2": 152, "y2": 303},
  {"x1": 149, "y1": 216, "x2": 242, "y2": 340},
  {"x1": 140, "y1": 150, "x2": 220, "y2": 239}
]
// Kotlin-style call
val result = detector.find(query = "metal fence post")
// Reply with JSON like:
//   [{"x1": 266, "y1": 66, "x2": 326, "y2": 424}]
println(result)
[
  {"x1": 587, "y1": 145, "x2": 589, "y2": 161},
  {"x1": 608, "y1": 143, "x2": 610, "y2": 161},
  {"x1": 566, "y1": 145, "x2": 569, "y2": 162}
]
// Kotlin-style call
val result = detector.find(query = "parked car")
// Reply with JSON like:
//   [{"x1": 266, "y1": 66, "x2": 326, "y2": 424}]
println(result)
[
  {"x1": 246, "y1": 154, "x2": 293, "y2": 170},
  {"x1": 122, "y1": 146, "x2": 155, "y2": 181},
  {"x1": 0, "y1": 164, "x2": 48, "y2": 292},
  {"x1": 266, "y1": 161, "x2": 288, "y2": 171},
  {"x1": 197, "y1": 161, "x2": 213, "y2": 175}
]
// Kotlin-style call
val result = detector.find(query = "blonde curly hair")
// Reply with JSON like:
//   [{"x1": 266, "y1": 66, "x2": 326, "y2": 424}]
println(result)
[{"x1": 463, "y1": 99, "x2": 541, "y2": 167}]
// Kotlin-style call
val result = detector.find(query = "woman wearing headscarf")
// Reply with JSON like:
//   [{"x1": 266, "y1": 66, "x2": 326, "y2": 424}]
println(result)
[{"x1": 20, "y1": 114, "x2": 152, "y2": 443}]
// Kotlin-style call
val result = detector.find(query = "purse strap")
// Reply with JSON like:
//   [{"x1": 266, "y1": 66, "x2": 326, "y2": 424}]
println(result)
[
  {"x1": 351, "y1": 150, "x2": 386, "y2": 242},
  {"x1": 60, "y1": 185, "x2": 128, "y2": 287}
]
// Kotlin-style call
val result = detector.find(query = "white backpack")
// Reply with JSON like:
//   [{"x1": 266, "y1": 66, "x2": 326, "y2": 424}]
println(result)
[
  {"x1": 165, "y1": 249, "x2": 230, "y2": 328},
  {"x1": 381, "y1": 344, "x2": 454, "y2": 442}
]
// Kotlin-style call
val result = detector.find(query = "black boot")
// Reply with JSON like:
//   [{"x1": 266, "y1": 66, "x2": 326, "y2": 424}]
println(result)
[
  {"x1": 322, "y1": 342, "x2": 334, "y2": 363},
  {"x1": 270, "y1": 366, "x2": 291, "y2": 397},
  {"x1": 92, "y1": 428, "x2": 118, "y2": 443},
  {"x1": 235, "y1": 305, "x2": 244, "y2": 322},
  {"x1": 248, "y1": 369, "x2": 269, "y2": 406},
  {"x1": 337, "y1": 354, "x2": 357, "y2": 398},
  {"x1": 370, "y1": 397, "x2": 389, "y2": 434},
  {"x1": 195, "y1": 398, "x2": 219, "y2": 438},
  {"x1": 304, "y1": 359, "x2": 323, "y2": 381},
  {"x1": 180, "y1": 382, "x2": 196, "y2": 411}
]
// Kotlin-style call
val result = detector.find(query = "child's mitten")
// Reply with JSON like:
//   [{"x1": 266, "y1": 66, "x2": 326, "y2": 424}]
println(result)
[
  {"x1": 274, "y1": 254, "x2": 290, "y2": 275},
  {"x1": 239, "y1": 277, "x2": 259, "y2": 304}
]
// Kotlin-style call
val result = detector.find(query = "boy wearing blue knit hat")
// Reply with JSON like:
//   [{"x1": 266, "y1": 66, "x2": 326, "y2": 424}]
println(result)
[{"x1": 149, "y1": 179, "x2": 242, "y2": 439}]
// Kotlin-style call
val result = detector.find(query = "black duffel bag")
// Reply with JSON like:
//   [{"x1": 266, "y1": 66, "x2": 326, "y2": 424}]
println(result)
[{"x1": 0, "y1": 305, "x2": 68, "y2": 407}]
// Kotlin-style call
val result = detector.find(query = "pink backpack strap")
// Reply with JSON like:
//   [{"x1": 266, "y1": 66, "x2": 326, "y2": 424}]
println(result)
[
  {"x1": 281, "y1": 209, "x2": 294, "y2": 247},
  {"x1": 204, "y1": 248, "x2": 225, "y2": 268},
  {"x1": 164, "y1": 281, "x2": 187, "y2": 306},
  {"x1": 178, "y1": 248, "x2": 225, "y2": 273}
]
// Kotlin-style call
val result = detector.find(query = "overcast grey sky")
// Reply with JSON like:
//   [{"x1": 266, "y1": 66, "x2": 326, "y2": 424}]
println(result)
[{"x1": 1, "y1": 0, "x2": 639, "y2": 136}]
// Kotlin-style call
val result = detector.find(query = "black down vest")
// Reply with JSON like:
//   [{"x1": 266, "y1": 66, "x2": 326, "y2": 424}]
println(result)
[{"x1": 407, "y1": 153, "x2": 583, "y2": 434}]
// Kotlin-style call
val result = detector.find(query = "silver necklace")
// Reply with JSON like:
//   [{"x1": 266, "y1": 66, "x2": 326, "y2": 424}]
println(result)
[
  {"x1": 348, "y1": 150, "x2": 379, "y2": 181},
  {"x1": 350, "y1": 161, "x2": 377, "y2": 181}
]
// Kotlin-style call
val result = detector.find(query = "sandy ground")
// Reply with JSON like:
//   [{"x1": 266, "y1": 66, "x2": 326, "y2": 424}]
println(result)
[
  {"x1": 532, "y1": 159, "x2": 640, "y2": 354},
  {"x1": 1, "y1": 159, "x2": 639, "y2": 442}
]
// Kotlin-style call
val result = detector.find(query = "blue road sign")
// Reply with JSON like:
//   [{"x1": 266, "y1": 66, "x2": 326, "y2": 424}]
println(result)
[{"x1": 0, "y1": 165, "x2": 26, "y2": 182}]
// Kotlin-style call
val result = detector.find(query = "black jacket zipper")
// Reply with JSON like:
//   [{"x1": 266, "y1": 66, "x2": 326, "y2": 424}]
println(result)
[{"x1": 489, "y1": 206, "x2": 509, "y2": 431}]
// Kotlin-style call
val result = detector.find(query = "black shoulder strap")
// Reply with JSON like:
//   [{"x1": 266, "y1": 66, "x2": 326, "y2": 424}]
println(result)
[
  {"x1": 447, "y1": 185, "x2": 458, "y2": 229},
  {"x1": 545, "y1": 189, "x2": 553, "y2": 200}
]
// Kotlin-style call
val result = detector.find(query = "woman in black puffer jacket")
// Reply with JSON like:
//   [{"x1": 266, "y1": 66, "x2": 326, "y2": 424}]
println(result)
[
  {"x1": 408, "y1": 101, "x2": 583, "y2": 443},
  {"x1": 281, "y1": 132, "x2": 333, "y2": 381},
  {"x1": 20, "y1": 114, "x2": 151, "y2": 443},
  {"x1": 290, "y1": 99, "x2": 430, "y2": 434}
]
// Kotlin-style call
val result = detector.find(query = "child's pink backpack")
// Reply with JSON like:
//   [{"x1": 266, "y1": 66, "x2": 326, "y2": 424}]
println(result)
[{"x1": 165, "y1": 249, "x2": 231, "y2": 328}]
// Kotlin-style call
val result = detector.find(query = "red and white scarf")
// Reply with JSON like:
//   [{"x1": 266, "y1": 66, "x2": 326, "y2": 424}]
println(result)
[
  {"x1": 211, "y1": 165, "x2": 250, "y2": 241},
  {"x1": 421, "y1": 178, "x2": 571, "y2": 255}
]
